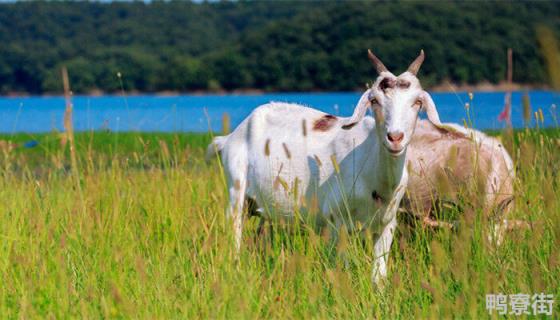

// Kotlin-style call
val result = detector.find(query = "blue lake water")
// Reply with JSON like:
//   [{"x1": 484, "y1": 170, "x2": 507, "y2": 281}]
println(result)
[{"x1": 0, "y1": 91, "x2": 557, "y2": 133}]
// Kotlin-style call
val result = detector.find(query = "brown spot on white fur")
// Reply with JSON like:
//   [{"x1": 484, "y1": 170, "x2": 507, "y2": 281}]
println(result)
[
  {"x1": 379, "y1": 77, "x2": 396, "y2": 92},
  {"x1": 397, "y1": 79, "x2": 411, "y2": 89},
  {"x1": 312, "y1": 114, "x2": 337, "y2": 131},
  {"x1": 302, "y1": 119, "x2": 307, "y2": 137}
]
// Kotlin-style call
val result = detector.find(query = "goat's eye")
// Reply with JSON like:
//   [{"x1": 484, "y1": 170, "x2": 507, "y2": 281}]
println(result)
[
  {"x1": 370, "y1": 98, "x2": 378, "y2": 105},
  {"x1": 413, "y1": 99, "x2": 422, "y2": 108}
]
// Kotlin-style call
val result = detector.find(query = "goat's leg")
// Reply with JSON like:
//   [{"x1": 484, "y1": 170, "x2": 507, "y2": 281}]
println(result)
[
  {"x1": 488, "y1": 196, "x2": 516, "y2": 245},
  {"x1": 492, "y1": 219, "x2": 531, "y2": 245},
  {"x1": 371, "y1": 217, "x2": 397, "y2": 286},
  {"x1": 256, "y1": 216, "x2": 267, "y2": 236},
  {"x1": 227, "y1": 179, "x2": 247, "y2": 253}
]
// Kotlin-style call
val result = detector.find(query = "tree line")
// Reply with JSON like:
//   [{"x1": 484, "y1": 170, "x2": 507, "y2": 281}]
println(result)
[{"x1": 0, "y1": 1, "x2": 558, "y2": 94}]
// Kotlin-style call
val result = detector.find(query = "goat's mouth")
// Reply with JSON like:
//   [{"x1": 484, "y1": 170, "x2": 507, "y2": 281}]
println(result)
[{"x1": 384, "y1": 144, "x2": 405, "y2": 157}]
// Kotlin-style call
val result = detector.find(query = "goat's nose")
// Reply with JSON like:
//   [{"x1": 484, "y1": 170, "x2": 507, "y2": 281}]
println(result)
[{"x1": 387, "y1": 131, "x2": 404, "y2": 143}]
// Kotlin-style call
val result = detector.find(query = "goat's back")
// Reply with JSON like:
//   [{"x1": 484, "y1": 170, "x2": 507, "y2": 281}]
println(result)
[
  {"x1": 219, "y1": 102, "x2": 363, "y2": 214},
  {"x1": 404, "y1": 120, "x2": 514, "y2": 219}
]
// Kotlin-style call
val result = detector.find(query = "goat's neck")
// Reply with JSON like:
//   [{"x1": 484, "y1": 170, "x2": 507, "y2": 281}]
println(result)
[
  {"x1": 381, "y1": 148, "x2": 406, "y2": 189},
  {"x1": 374, "y1": 131, "x2": 407, "y2": 192}
]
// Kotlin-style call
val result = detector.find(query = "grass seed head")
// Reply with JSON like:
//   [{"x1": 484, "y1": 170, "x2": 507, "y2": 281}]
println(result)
[
  {"x1": 282, "y1": 142, "x2": 291, "y2": 159},
  {"x1": 264, "y1": 139, "x2": 271, "y2": 156}
]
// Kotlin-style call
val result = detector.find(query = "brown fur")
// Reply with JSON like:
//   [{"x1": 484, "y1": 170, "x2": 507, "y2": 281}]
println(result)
[
  {"x1": 379, "y1": 77, "x2": 396, "y2": 92},
  {"x1": 312, "y1": 114, "x2": 337, "y2": 131},
  {"x1": 397, "y1": 79, "x2": 411, "y2": 89},
  {"x1": 404, "y1": 120, "x2": 514, "y2": 225}
]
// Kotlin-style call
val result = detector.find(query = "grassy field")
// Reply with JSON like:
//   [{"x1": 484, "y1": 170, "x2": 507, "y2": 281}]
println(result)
[{"x1": 0, "y1": 128, "x2": 558, "y2": 318}]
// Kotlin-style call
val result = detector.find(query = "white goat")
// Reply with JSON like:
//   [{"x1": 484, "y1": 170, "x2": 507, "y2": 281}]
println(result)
[
  {"x1": 403, "y1": 119, "x2": 517, "y2": 240},
  {"x1": 207, "y1": 50, "x2": 445, "y2": 284}
]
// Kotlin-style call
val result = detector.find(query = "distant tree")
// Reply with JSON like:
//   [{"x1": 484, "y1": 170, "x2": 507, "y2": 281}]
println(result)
[{"x1": 0, "y1": 1, "x2": 558, "y2": 93}]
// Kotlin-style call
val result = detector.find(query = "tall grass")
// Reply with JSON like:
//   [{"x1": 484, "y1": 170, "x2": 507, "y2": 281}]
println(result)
[{"x1": 0, "y1": 127, "x2": 558, "y2": 318}]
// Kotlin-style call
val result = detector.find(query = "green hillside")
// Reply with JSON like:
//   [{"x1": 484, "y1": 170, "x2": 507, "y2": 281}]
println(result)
[{"x1": 0, "y1": 1, "x2": 558, "y2": 93}]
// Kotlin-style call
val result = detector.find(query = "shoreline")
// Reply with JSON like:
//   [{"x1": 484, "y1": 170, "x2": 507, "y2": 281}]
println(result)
[
  {"x1": 428, "y1": 81, "x2": 550, "y2": 93},
  {"x1": 0, "y1": 82, "x2": 554, "y2": 98}
]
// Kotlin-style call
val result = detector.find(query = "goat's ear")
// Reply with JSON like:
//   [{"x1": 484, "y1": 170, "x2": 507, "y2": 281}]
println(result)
[
  {"x1": 420, "y1": 91, "x2": 470, "y2": 138},
  {"x1": 420, "y1": 91, "x2": 442, "y2": 127},
  {"x1": 342, "y1": 89, "x2": 372, "y2": 130}
]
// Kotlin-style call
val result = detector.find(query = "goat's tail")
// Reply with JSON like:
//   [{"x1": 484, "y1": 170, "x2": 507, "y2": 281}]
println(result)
[{"x1": 206, "y1": 135, "x2": 228, "y2": 162}]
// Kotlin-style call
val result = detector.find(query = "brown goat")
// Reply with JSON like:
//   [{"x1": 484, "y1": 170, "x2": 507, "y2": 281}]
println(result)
[{"x1": 403, "y1": 120, "x2": 515, "y2": 240}]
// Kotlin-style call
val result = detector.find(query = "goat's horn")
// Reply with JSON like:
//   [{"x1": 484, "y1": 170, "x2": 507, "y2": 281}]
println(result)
[
  {"x1": 368, "y1": 49, "x2": 388, "y2": 74},
  {"x1": 407, "y1": 49, "x2": 425, "y2": 75}
]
